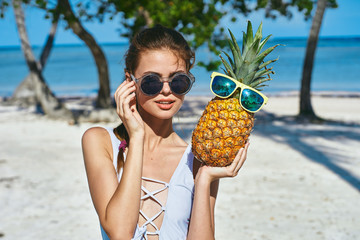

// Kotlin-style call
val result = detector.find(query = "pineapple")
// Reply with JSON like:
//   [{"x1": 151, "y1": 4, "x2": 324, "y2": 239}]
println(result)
[{"x1": 191, "y1": 21, "x2": 279, "y2": 167}]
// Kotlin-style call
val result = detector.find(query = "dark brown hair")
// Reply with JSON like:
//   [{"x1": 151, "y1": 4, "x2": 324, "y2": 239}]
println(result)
[{"x1": 113, "y1": 25, "x2": 195, "y2": 173}]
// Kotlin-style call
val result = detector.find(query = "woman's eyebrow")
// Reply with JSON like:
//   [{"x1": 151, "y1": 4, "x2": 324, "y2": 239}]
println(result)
[
  {"x1": 141, "y1": 71, "x2": 159, "y2": 76},
  {"x1": 168, "y1": 70, "x2": 186, "y2": 77},
  {"x1": 141, "y1": 70, "x2": 186, "y2": 77}
]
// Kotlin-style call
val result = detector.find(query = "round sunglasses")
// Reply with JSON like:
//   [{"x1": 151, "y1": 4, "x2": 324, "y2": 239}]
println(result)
[
  {"x1": 210, "y1": 72, "x2": 268, "y2": 113},
  {"x1": 130, "y1": 72, "x2": 195, "y2": 96}
]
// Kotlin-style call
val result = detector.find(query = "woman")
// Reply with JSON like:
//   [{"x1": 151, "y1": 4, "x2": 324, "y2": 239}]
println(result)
[{"x1": 82, "y1": 25, "x2": 249, "y2": 240}]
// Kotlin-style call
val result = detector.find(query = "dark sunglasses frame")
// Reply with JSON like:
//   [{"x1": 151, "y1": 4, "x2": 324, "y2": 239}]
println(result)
[{"x1": 130, "y1": 72, "x2": 195, "y2": 96}]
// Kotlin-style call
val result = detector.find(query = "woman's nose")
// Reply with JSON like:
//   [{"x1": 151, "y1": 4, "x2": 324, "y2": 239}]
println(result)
[{"x1": 160, "y1": 82, "x2": 172, "y2": 95}]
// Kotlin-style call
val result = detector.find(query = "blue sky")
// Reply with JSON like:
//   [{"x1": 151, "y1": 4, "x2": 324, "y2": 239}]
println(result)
[{"x1": 0, "y1": 0, "x2": 359, "y2": 47}]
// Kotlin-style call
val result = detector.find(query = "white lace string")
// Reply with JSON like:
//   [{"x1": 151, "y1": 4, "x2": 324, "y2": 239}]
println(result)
[{"x1": 138, "y1": 177, "x2": 169, "y2": 237}]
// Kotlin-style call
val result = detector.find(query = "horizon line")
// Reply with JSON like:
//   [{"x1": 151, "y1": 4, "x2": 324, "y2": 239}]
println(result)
[{"x1": 1, "y1": 35, "x2": 360, "y2": 49}]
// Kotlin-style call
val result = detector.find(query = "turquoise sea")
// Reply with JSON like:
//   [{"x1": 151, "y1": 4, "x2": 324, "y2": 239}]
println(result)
[{"x1": 0, "y1": 37, "x2": 359, "y2": 97}]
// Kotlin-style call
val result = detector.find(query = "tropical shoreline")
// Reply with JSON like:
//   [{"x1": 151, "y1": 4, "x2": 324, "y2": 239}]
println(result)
[{"x1": 2, "y1": 36, "x2": 360, "y2": 98}]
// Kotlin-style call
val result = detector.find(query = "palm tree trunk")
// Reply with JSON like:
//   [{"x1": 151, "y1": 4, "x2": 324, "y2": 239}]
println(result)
[
  {"x1": 12, "y1": 0, "x2": 73, "y2": 120},
  {"x1": 58, "y1": 0, "x2": 111, "y2": 109},
  {"x1": 299, "y1": 0, "x2": 327, "y2": 119},
  {"x1": 39, "y1": 18, "x2": 58, "y2": 71},
  {"x1": 12, "y1": 18, "x2": 58, "y2": 101}
]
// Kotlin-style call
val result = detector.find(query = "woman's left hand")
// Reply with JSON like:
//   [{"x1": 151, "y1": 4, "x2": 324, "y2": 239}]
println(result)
[{"x1": 195, "y1": 142, "x2": 250, "y2": 184}]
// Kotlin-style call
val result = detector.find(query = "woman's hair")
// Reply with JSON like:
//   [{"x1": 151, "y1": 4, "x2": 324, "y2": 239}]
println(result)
[{"x1": 113, "y1": 24, "x2": 195, "y2": 173}]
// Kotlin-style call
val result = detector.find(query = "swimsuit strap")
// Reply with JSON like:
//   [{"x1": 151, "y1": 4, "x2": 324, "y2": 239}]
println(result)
[{"x1": 138, "y1": 177, "x2": 169, "y2": 236}]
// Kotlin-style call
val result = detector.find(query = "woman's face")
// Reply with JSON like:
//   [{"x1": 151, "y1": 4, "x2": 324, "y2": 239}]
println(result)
[{"x1": 131, "y1": 49, "x2": 187, "y2": 120}]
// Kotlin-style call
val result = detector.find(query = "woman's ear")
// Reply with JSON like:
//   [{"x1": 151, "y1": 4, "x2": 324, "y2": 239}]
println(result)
[{"x1": 124, "y1": 70, "x2": 132, "y2": 83}]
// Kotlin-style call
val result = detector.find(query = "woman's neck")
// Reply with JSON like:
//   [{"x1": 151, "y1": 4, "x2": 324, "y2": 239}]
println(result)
[
  {"x1": 137, "y1": 104, "x2": 176, "y2": 147},
  {"x1": 142, "y1": 118, "x2": 176, "y2": 151},
  {"x1": 144, "y1": 117, "x2": 173, "y2": 136}
]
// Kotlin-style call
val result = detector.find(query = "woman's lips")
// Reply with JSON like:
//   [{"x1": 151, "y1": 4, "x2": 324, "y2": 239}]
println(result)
[{"x1": 155, "y1": 99, "x2": 175, "y2": 110}]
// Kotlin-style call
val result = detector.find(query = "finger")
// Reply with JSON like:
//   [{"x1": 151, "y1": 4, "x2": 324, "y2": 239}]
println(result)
[
  {"x1": 123, "y1": 93, "x2": 142, "y2": 131},
  {"x1": 115, "y1": 80, "x2": 135, "y2": 101},
  {"x1": 122, "y1": 92, "x2": 137, "y2": 121},
  {"x1": 234, "y1": 142, "x2": 250, "y2": 173},
  {"x1": 114, "y1": 81, "x2": 129, "y2": 100},
  {"x1": 223, "y1": 149, "x2": 243, "y2": 177},
  {"x1": 117, "y1": 92, "x2": 135, "y2": 121},
  {"x1": 115, "y1": 83, "x2": 136, "y2": 117},
  {"x1": 114, "y1": 80, "x2": 127, "y2": 92},
  {"x1": 117, "y1": 91, "x2": 135, "y2": 125},
  {"x1": 236, "y1": 143, "x2": 249, "y2": 168},
  {"x1": 229, "y1": 147, "x2": 244, "y2": 176},
  {"x1": 119, "y1": 84, "x2": 136, "y2": 104}
]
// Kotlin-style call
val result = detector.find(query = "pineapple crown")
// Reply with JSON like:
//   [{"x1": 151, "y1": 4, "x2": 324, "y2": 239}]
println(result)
[{"x1": 220, "y1": 21, "x2": 279, "y2": 91}]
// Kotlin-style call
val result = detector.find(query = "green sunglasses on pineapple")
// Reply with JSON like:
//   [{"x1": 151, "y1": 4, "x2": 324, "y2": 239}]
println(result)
[{"x1": 210, "y1": 72, "x2": 268, "y2": 113}]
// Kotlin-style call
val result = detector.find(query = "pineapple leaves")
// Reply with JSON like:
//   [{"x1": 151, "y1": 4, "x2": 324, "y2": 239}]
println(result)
[
  {"x1": 227, "y1": 37, "x2": 242, "y2": 75},
  {"x1": 254, "y1": 22, "x2": 263, "y2": 43},
  {"x1": 254, "y1": 67, "x2": 274, "y2": 80},
  {"x1": 219, "y1": 21, "x2": 279, "y2": 89},
  {"x1": 245, "y1": 21, "x2": 253, "y2": 48},
  {"x1": 219, "y1": 55, "x2": 237, "y2": 79},
  {"x1": 242, "y1": 21, "x2": 255, "y2": 58},
  {"x1": 243, "y1": 70, "x2": 257, "y2": 85},
  {"x1": 228, "y1": 29, "x2": 241, "y2": 60},
  {"x1": 243, "y1": 38, "x2": 260, "y2": 68},
  {"x1": 258, "y1": 34, "x2": 271, "y2": 54},
  {"x1": 259, "y1": 58, "x2": 279, "y2": 69},
  {"x1": 251, "y1": 78, "x2": 271, "y2": 90},
  {"x1": 253, "y1": 84, "x2": 268, "y2": 91},
  {"x1": 251, "y1": 44, "x2": 280, "y2": 70},
  {"x1": 222, "y1": 51, "x2": 234, "y2": 70},
  {"x1": 242, "y1": 31, "x2": 247, "y2": 53}
]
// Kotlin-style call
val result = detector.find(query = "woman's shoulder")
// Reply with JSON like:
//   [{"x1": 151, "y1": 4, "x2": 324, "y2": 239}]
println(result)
[
  {"x1": 81, "y1": 127, "x2": 116, "y2": 171},
  {"x1": 82, "y1": 126, "x2": 109, "y2": 143},
  {"x1": 82, "y1": 127, "x2": 113, "y2": 154}
]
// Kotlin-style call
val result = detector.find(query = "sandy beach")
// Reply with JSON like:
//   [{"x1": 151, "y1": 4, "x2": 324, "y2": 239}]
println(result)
[{"x1": 0, "y1": 94, "x2": 359, "y2": 240}]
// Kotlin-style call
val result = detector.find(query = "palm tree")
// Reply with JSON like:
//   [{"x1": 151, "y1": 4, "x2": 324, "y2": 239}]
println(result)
[
  {"x1": 299, "y1": 0, "x2": 328, "y2": 120},
  {"x1": 57, "y1": 0, "x2": 111, "y2": 109},
  {"x1": 13, "y1": 11, "x2": 58, "y2": 104},
  {"x1": 12, "y1": 0, "x2": 73, "y2": 120}
]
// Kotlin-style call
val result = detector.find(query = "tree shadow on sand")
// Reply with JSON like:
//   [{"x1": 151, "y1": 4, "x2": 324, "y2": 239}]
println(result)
[
  {"x1": 174, "y1": 99, "x2": 360, "y2": 192},
  {"x1": 252, "y1": 111, "x2": 360, "y2": 191}
]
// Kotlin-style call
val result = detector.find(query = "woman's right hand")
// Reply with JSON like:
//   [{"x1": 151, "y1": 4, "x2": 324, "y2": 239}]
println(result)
[{"x1": 114, "y1": 80, "x2": 144, "y2": 138}]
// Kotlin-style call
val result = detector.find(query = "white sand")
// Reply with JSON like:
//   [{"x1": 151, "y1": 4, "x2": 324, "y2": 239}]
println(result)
[{"x1": 0, "y1": 95, "x2": 359, "y2": 240}]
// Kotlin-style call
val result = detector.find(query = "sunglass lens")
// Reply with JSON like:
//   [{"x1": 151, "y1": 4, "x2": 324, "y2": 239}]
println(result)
[
  {"x1": 241, "y1": 89, "x2": 264, "y2": 112},
  {"x1": 212, "y1": 76, "x2": 237, "y2": 97},
  {"x1": 141, "y1": 75, "x2": 163, "y2": 95},
  {"x1": 171, "y1": 75, "x2": 191, "y2": 95}
]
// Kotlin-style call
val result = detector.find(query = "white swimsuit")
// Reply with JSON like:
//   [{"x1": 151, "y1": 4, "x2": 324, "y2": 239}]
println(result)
[{"x1": 100, "y1": 128, "x2": 195, "y2": 240}]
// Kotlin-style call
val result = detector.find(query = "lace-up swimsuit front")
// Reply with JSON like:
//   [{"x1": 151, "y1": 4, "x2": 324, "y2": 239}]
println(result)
[{"x1": 101, "y1": 128, "x2": 195, "y2": 240}]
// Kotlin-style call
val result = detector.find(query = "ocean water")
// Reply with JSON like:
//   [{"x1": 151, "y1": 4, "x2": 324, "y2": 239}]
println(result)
[{"x1": 0, "y1": 37, "x2": 359, "y2": 97}]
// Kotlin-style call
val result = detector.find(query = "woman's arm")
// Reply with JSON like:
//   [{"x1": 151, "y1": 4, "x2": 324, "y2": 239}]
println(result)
[
  {"x1": 187, "y1": 175, "x2": 219, "y2": 240},
  {"x1": 83, "y1": 80, "x2": 145, "y2": 240},
  {"x1": 187, "y1": 142, "x2": 249, "y2": 240},
  {"x1": 82, "y1": 127, "x2": 144, "y2": 240}
]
